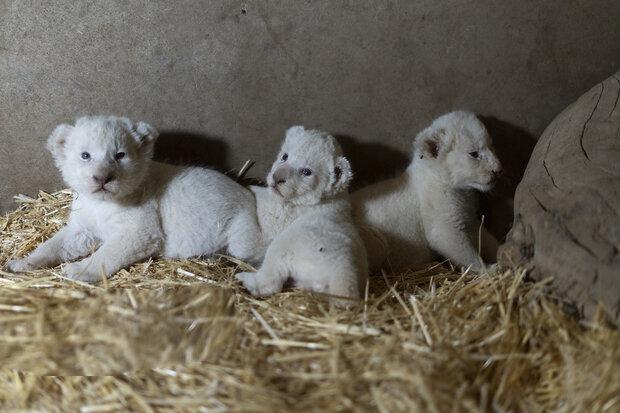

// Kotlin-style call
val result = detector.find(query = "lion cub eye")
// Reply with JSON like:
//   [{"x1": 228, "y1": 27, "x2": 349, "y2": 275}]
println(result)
[
  {"x1": 469, "y1": 151, "x2": 479, "y2": 159},
  {"x1": 81, "y1": 152, "x2": 91, "y2": 160},
  {"x1": 299, "y1": 168, "x2": 313, "y2": 177},
  {"x1": 281, "y1": 153, "x2": 288, "y2": 161},
  {"x1": 115, "y1": 152, "x2": 126, "y2": 160}
]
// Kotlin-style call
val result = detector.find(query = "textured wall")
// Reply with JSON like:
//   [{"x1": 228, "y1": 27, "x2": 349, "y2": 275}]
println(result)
[{"x1": 1, "y1": 1, "x2": 619, "y2": 237}]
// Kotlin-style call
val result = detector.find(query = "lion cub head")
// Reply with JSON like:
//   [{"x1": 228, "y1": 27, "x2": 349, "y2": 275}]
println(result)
[
  {"x1": 47, "y1": 116, "x2": 158, "y2": 201},
  {"x1": 267, "y1": 126, "x2": 353, "y2": 206},
  {"x1": 414, "y1": 111, "x2": 501, "y2": 191}
]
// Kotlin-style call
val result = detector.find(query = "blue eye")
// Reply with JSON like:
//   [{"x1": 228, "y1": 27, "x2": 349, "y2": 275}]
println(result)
[
  {"x1": 81, "y1": 152, "x2": 91, "y2": 160},
  {"x1": 115, "y1": 152, "x2": 126, "y2": 160},
  {"x1": 299, "y1": 168, "x2": 313, "y2": 177}
]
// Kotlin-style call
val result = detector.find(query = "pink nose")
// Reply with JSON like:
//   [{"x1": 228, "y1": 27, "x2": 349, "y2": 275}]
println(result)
[
  {"x1": 271, "y1": 167, "x2": 291, "y2": 186},
  {"x1": 93, "y1": 174, "x2": 114, "y2": 185}
]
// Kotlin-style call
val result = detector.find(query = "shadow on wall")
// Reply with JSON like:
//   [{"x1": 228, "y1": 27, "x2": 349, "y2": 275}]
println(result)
[
  {"x1": 336, "y1": 134, "x2": 411, "y2": 191},
  {"x1": 154, "y1": 131, "x2": 230, "y2": 171},
  {"x1": 154, "y1": 131, "x2": 263, "y2": 186},
  {"x1": 479, "y1": 116, "x2": 538, "y2": 241}
]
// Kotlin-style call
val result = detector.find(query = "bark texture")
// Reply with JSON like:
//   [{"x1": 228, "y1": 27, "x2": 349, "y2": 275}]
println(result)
[{"x1": 500, "y1": 70, "x2": 620, "y2": 322}]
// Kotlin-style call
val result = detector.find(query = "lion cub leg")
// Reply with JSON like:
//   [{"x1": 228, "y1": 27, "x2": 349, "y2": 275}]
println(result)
[
  {"x1": 427, "y1": 220, "x2": 482, "y2": 270},
  {"x1": 235, "y1": 232, "x2": 292, "y2": 297},
  {"x1": 62, "y1": 229, "x2": 162, "y2": 283},
  {"x1": 6, "y1": 224, "x2": 97, "y2": 272}
]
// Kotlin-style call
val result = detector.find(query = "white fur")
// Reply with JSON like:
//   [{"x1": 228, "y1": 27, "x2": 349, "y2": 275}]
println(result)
[
  {"x1": 352, "y1": 111, "x2": 502, "y2": 272},
  {"x1": 236, "y1": 126, "x2": 368, "y2": 307},
  {"x1": 6, "y1": 116, "x2": 262, "y2": 281}
]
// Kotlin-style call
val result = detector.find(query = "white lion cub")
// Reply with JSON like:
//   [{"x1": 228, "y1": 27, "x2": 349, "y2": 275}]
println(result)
[
  {"x1": 352, "y1": 111, "x2": 502, "y2": 272},
  {"x1": 6, "y1": 116, "x2": 262, "y2": 281},
  {"x1": 236, "y1": 126, "x2": 368, "y2": 306}
]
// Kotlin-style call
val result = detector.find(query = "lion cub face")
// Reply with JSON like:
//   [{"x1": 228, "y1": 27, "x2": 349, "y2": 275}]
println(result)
[
  {"x1": 47, "y1": 116, "x2": 158, "y2": 201},
  {"x1": 267, "y1": 126, "x2": 353, "y2": 206},
  {"x1": 415, "y1": 111, "x2": 501, "y2": 192}
]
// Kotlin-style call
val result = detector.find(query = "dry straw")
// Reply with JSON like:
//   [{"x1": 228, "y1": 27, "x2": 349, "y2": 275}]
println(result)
[{"x1": 0, "y1": 190, "x2": 618, "y2": 412}]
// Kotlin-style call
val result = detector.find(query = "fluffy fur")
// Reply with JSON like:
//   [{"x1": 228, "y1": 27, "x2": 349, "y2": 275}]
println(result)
[
  {"x1": 236, "y1": 126, "x2": 368, "y2": 307},
  {"x1": 352, "y1": 111, "x2": 502, "y2": 272},
  {"x1": 6, "y1": 116, "x2": 262, "y2": 281}
]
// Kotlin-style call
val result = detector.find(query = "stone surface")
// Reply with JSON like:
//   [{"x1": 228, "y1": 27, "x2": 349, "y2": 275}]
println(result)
[
  {"x1": 500, "y1": 71, "x2": 620, "y2": 322},
  {"x1": 1, "y1": 1, "x2": 620, "y2": 242}
]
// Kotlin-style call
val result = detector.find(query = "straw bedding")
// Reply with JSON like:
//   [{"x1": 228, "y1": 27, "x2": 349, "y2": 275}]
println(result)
[{"x1": 0, "y1": 190, "x2": 618, "y2": 412}]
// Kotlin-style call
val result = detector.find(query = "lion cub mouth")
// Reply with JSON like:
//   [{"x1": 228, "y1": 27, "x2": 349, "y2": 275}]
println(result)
[
  {"x1": 92, "y1": 186, "x2": 115, "y2": 195},
  {"x1": 270, "y1": 185, "x2": 285, "y2": 198}
]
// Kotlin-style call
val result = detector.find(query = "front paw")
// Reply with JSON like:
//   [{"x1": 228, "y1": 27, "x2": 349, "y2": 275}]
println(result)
[
  {"x1": 235, "y1": 271, "x2": 261, "y2": 296},
  {"x1": 235, "y1": 271, "x2": 283, "y2": 297},
  {"x1": 62, "y1": 261, "x2": 105, "y2": 283},
  {"x1": 5, "y1": 258, "x2": 37, "y2": 273}
]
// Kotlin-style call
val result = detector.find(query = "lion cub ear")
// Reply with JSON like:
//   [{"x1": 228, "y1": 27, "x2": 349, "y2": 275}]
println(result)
[
  {"x1": 285, "y1": 125, "x2": 305, "y2": 137},
  {"x1": 416, "y1": 127, "x2": 447, "y2": 159},
  {"x1": 46, "y1": 124, "x2": 74, "y2": 161},
  {"x1": 328, "y1": 156, "x2": 353, "y2": 196},
  {"x1": 131, "y1": 121, "x2": 159, "y2": 153},
  {"x1": 284, "y1": 125, "x2": 305, "y2": 145}
]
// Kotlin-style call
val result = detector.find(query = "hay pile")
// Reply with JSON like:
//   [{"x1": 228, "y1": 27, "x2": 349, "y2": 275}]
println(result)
[{"x1": 0, "y1": 190, "x2": 618, "y2": 412}]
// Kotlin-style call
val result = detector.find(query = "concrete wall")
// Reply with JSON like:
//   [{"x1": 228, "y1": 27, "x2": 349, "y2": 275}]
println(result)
[{"x1": 1, "y1": 1, "x2": 619, "y2": 237}]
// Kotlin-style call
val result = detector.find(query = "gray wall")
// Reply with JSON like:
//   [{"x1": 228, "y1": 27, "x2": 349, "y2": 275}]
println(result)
[{"x1": 1, "y1": 1, "x2": 619, "y2": 237}]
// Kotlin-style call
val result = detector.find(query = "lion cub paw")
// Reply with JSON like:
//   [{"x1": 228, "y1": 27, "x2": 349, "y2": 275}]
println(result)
[
  {"x1": 5, "y1": 258, "x2": 37, "y2": 273},
  {"x1": 62, "y1": 261, "x2": 106, "y2": 283}
]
